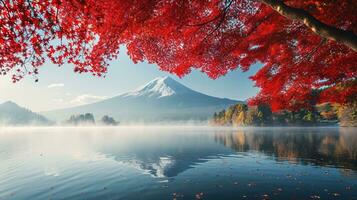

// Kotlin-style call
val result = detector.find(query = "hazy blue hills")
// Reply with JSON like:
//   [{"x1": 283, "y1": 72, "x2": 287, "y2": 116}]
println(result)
[
  {"x1": 0, "y1": 101, "x2": 52, "y2": 126},
  {"x1": 43, "y1": 77, "x2": 242, "y2": 122}
]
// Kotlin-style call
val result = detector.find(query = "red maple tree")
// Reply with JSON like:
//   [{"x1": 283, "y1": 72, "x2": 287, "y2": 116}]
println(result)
[{"x1": 1, "y1": 0, "x2": 356, "y2": 111}]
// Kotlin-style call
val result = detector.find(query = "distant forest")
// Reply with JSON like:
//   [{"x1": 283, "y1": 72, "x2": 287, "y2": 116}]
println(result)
[
  {"x1": 212, "y1": 102, "x2": 357, "y2": 127},
  {"x1": 66, "y1": 113, "x2": 119, "y2": 126}
]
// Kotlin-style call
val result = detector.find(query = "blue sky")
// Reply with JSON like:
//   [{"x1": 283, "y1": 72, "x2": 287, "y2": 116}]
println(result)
[{"x1": 0, "y1": 49, "x2": 260, "y2": 112}]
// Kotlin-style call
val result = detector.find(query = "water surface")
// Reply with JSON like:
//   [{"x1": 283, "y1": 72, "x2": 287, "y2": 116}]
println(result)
[{"x1": 0, "y1": 126, "x2": 356, "y2": 199}]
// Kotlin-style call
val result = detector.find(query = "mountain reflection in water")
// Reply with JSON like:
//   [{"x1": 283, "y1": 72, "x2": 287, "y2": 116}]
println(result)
[
  {"x1": 94, "y1": 127, "x2": 357, "y2": 178},
  {"x1": 0, "y1": 127, "x2": 356, "y2": 200},
  {"x1": 91, "y1": 129, "x2": 233, "y2": 178}
]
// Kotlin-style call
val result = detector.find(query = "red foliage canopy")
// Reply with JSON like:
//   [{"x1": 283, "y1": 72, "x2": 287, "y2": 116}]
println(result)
[{"x1": 0, "y1": 0, "x2": 356, "y2": 111}]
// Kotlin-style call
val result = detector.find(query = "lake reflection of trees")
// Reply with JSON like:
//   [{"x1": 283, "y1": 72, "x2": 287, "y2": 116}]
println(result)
[{"x1": 214, "y1": 128, "x2": 357, "y2": 170}]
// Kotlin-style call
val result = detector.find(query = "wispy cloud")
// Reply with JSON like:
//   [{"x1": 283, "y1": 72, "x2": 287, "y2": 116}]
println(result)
[
  {"x1": 48, "y1": 83, "x2": 64, "y2": 88},
  {"x1": 70, "y1": 94, "x2": 107, "y2": 105}
]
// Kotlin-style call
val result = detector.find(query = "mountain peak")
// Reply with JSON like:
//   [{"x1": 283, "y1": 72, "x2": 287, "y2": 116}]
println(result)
[
  {"x1": 0, "y1": 101, "x2": 51, "y2": 126},
  {"x1": 153, "y1": 76, "x2": 171, "y2": 81},
  {"x1": 0, "y1": 100, "x2": 19, "y2": 107},
  {"x1": 123, "y1": 76, "x2": 194, "y2": 98},
  {"x1": 147, "y1": 76, "x2": 176, "y2": 86},
  {"x1": 43, "y1": 76, "x2": 240, "y2": 122}
]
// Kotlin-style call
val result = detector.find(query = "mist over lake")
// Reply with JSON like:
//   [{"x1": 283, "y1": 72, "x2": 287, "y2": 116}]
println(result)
[
  {"x1": 1, "y1": 0, "x2": 356, "y2": 199},
  {"x1": 0, "y1": 126, "x2": 356, "y2": 200}
]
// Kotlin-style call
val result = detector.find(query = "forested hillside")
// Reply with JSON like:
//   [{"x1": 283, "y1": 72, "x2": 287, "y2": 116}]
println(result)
[{"x1": 212, "y1": 103, "x2": 356, "y2": 127}]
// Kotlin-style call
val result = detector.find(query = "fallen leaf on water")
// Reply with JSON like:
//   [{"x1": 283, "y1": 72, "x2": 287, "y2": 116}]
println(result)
[
  {"x1": 195, "y1": 192, "x2": 204, "y2": 199},
  {"x1": 332, "y1": 193, "x2": 340, "y2": 197},
  {"x1": 310, "y1": 195, "x2": 321, "y2": 199}
]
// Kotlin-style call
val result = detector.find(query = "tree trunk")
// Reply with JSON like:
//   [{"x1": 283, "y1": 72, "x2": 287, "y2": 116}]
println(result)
[{"x1": 260, "y1": 0, "x2": 357, "y2": 52}]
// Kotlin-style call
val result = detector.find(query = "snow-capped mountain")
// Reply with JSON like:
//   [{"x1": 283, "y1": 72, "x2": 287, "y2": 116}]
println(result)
[
  {"x1": 0, "y1": 101, "x2": 52, "y2": 126},
  {"x1": 122, "y1": 76, "x2": 196, "y2": 98},
  {"x1": 43, "y1": 77, "x2": 242, "y2": 122}
]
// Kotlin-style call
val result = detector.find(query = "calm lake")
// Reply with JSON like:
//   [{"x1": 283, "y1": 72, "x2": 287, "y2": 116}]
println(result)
[{"x1": 0, "y1": 127, "x2": 356, "y2": 200}]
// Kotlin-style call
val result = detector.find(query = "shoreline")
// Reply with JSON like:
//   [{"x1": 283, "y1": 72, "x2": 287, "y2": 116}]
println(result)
[{"x1": 0, "y1": 124, "x2": 353, "y2": 130}]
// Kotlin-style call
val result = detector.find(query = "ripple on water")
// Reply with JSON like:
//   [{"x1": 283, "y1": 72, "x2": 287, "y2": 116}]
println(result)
[{"x1": 0, "y1": 127, "x2": 356, "y2": 200}]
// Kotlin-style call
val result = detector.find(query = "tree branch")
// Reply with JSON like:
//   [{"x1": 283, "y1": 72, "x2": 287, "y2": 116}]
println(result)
[
  {"x1": 260, "y1": 0, "x2": 357, "y2": 51},
  {"x1": 187, "y1": 0, "x2": 233, "y2": 27}
]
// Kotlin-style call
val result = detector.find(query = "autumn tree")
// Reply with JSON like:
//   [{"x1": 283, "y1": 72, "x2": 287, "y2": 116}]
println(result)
[
  {"x1": 232, "y1": 104, "x2": 248, "y2": 126},
  {"x1": 244, "y1": 104, "x2": 272, "y2": 126},
  {"x1": 224, "y1": 106, "x2": 235, "y2": 123},
  {"x1": 1, "y1": 0, "x2": 356, "y2": 110},
  {"x1": 317, "y1": 103, "x2": 338, "y2": 120},
  {"x1": 337, "y1": 102, "x2": 357, "y2": 126}
]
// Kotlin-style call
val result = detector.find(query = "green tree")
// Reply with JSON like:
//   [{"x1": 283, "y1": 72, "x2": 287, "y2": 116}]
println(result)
[
  {"x1": 303, "y1": 111, "x2": 316, "y2": 123},
  {"x1": 257, "y1": 104, "x2": 273, "y2": 124}
]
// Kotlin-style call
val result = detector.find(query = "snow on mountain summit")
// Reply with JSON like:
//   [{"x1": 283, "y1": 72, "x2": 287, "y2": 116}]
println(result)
[
  {"x1": 123, "y1": 76, "x2": 194, "y2": 98},
  {"x1": 43, "y1": 76, "x2": 241, "y2": 122}
]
